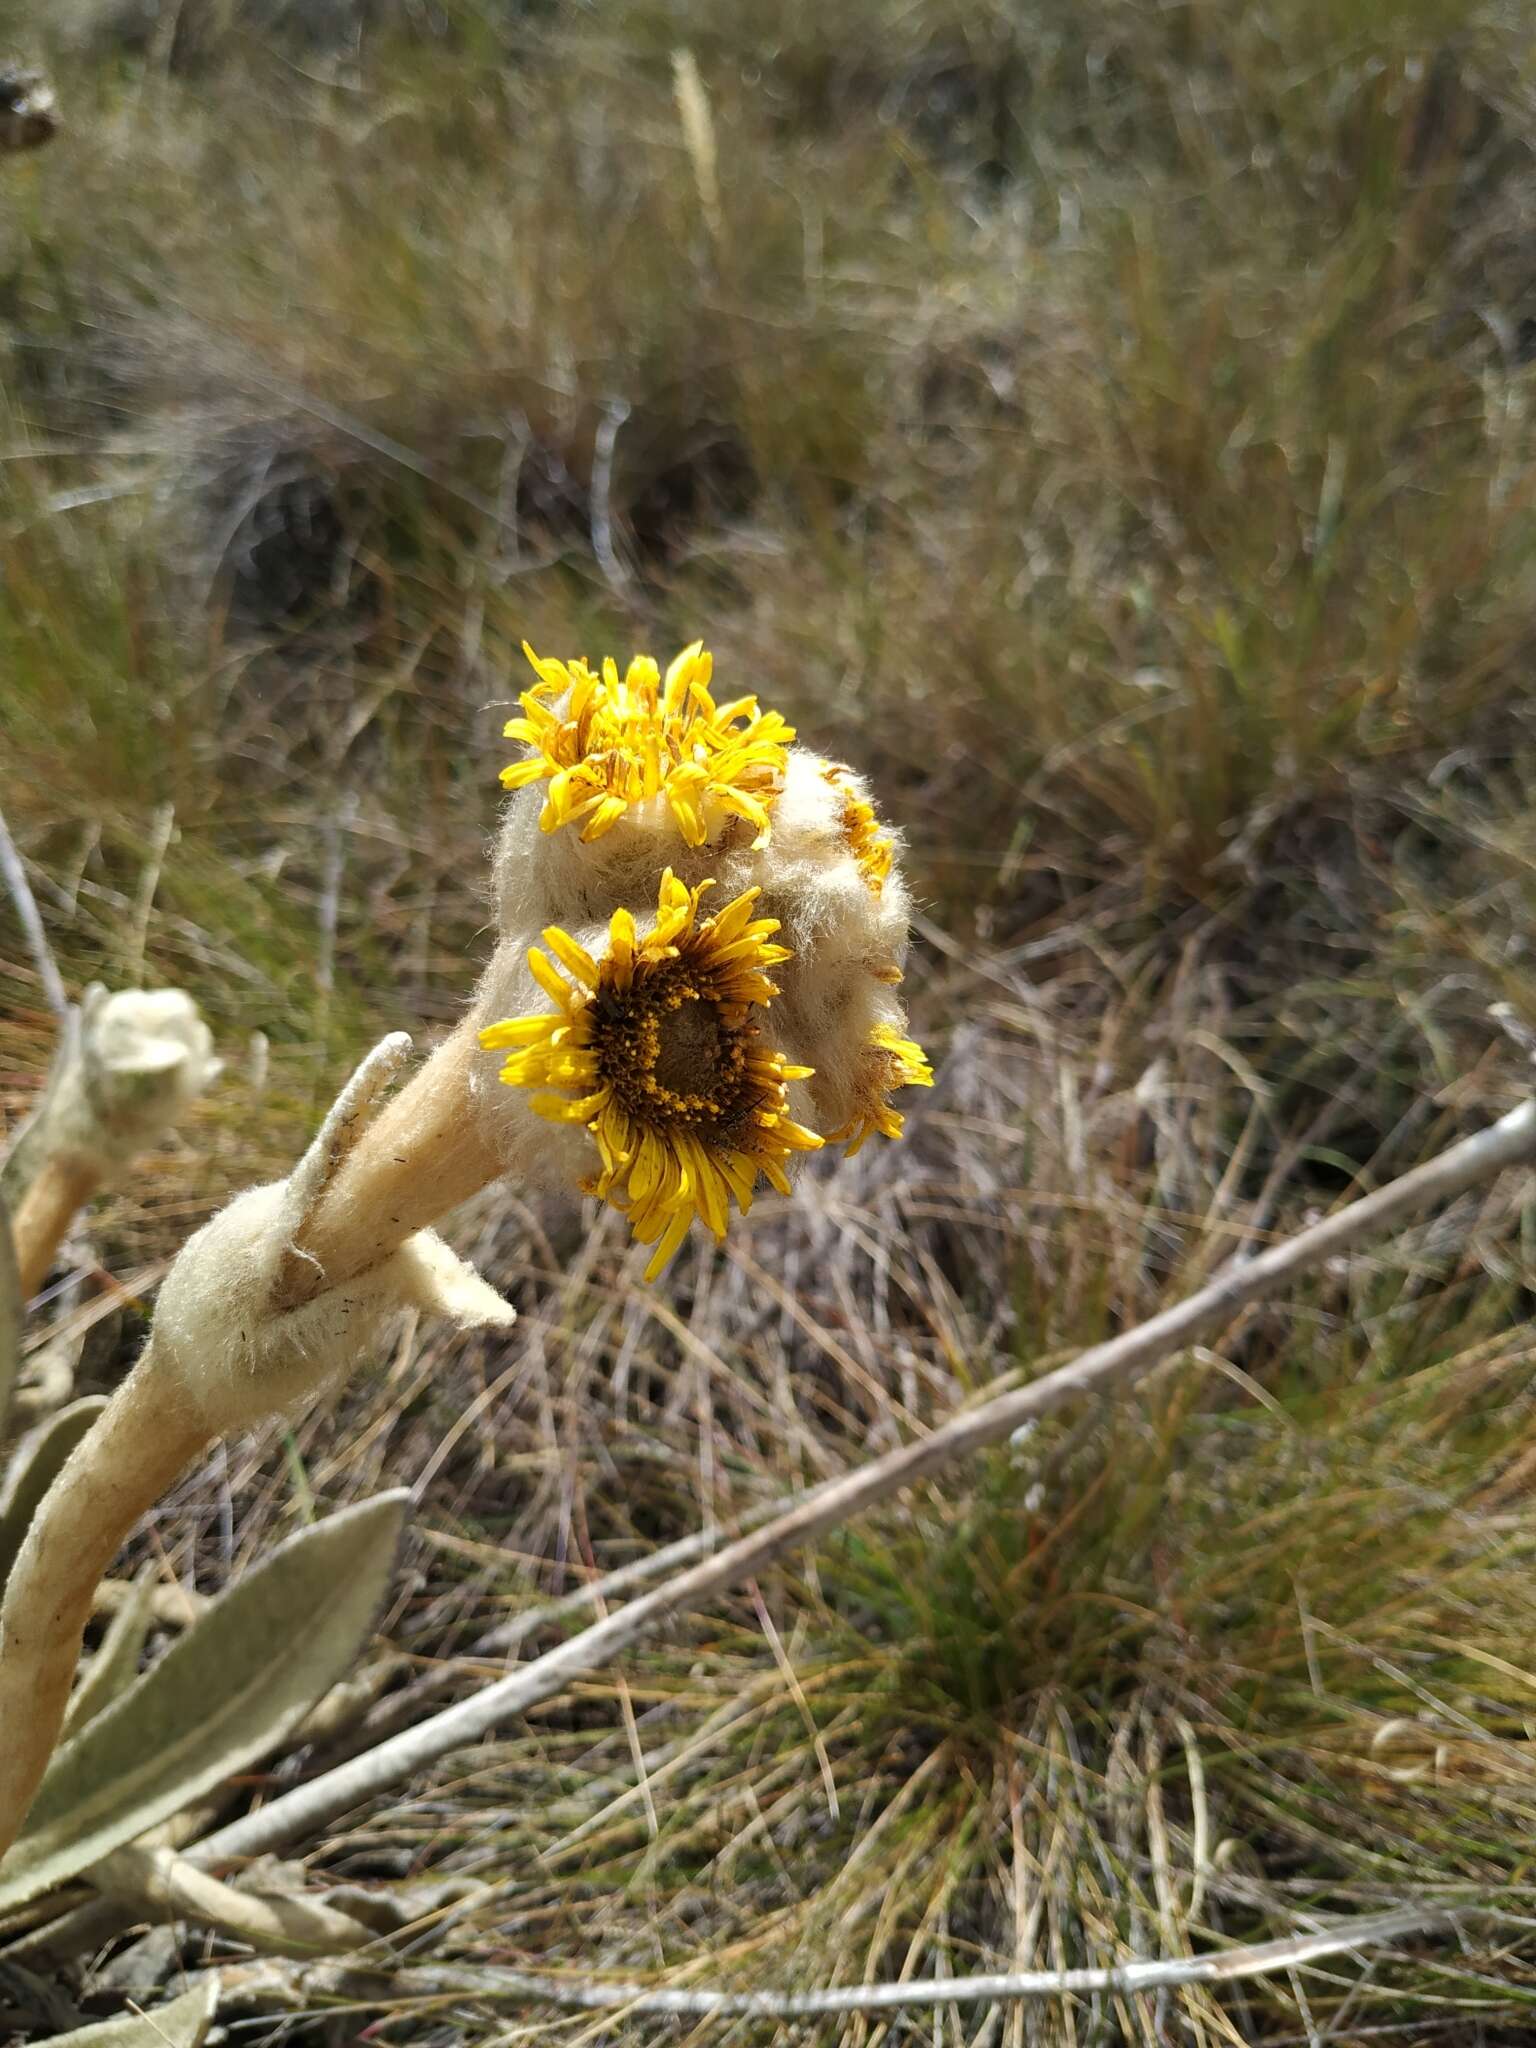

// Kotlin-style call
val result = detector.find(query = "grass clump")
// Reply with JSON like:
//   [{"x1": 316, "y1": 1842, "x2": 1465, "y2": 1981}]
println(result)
[{"x1": 413, "y1": 1321, "x2": 1536, "y2": 2044}]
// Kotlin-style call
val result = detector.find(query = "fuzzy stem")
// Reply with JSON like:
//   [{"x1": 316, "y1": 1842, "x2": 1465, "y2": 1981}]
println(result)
[
  {"x1": 274, "y1": 1018, "x2": 501, "y2": 1311},
  {"x1": 0, "y1": 1347, "x2": 209, "y2": 1856},
  {"x1": 9, "y1": 1154, "x2": 101, "y2": 1301},
  {"x1": 0, "y1": 1021, "x2": 502, "y2": 1861}
]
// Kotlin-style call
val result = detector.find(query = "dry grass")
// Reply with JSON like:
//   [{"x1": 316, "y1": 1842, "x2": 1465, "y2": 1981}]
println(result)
[{"x1": 8, "y1": 0, "x2": 1536, "y2": 2039}]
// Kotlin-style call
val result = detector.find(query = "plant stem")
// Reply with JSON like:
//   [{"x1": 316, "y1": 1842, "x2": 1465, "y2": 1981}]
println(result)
[
  {"x1": 9, "y1": 1155, "x2": 101, "y2": 1301},
  {"x1": 0, "y1": 1351, "x2": 210, "y2": 1854},
  {"x1": 0, "y1": 1023, "x2": 506, "y2": 1861}
]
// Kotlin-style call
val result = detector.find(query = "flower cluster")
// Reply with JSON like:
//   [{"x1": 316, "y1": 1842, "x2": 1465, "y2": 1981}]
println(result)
[
  {"x1": 502, "y1": 641, "x2": 793, "y2": 847},
  {"x1": 477, "y1": 640, "x2": 930, "y2": 1274}
]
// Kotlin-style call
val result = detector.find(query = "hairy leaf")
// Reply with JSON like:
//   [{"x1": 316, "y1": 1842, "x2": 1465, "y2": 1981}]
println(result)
[
  {"x1": 42, "y1": 1978, "x2": 218, "y2": 2045},
  {"x1": 62, "y1": 1570, "x2": 158, "y2": 1738},
  {"x1": 0, "y1": 1491, "x2": 409, "y2": 1910},
  {"x1": 0, "y1": 1397, "x2": 108, "y2": 1596}
]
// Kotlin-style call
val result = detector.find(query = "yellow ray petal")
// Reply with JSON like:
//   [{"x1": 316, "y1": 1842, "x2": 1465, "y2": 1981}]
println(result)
[
  {"x1": 542, "y1": 926, "x2": 599, "y2": 986},
  {"x1": 479, "y1": 1013, "x2": 561, "y2": 1050},
  {"x1": 527, "y1": 947, "x2": 575, "y2": 1006},
  {"x1": 643, "y1": 1206, "x2": 695, "y2": 1281}
]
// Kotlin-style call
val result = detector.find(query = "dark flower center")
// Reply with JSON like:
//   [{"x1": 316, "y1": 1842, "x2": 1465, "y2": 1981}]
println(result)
[{"x1": 593, "y1": 962, "x2": 757, "y2": 1130}]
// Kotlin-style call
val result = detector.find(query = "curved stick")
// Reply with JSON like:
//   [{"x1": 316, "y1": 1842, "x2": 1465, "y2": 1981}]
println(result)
[{"x1": 215, "y1": 1901, "x2": 1456, "y2": 2017}]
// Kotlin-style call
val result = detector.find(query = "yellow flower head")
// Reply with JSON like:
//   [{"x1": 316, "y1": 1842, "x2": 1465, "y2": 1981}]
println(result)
[
  {"x1": 479, "y1": 870, "x2": 823, "y2": 1278},
  {"x1": 822, "y1": 761, "x2": 893, "y2": 895},
  {"x1": 502, "y1": 641, "x2": 794, "y2": 849},
  {"x1": 829, "y1": 1024, "x2": 934, "y2": 1155}
]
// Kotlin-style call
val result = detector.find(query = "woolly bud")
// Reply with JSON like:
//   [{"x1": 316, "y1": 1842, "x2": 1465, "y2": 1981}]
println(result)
[
  {"x1": 704, "y1": 750, "x2": 917, "y2": 1139},
  {"x1": 5, "y1": 985, "x2": 221, "y2": 1197},
  {"x1": 474, "y1": 641, "x2": 930, "y2": 1275},
  {"x1": 83, "y1": 988, "x2": 221, "y2": 1152},
  {"x1": 147, "y1": 1036, "x2": 513, "y2": 1434}
]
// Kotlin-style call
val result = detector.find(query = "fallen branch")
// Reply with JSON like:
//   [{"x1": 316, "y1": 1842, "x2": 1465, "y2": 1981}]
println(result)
[
  {"x1": 190, "y1": 1098, "x2": 1536, "y2": 1869},
  {"x1": 208, "y1": 1903, "x2": 1458, "y2": 2017}
]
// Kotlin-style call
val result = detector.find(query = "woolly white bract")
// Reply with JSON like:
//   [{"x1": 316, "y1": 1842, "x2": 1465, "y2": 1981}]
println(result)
[{"x1": 150, "y1": 1036, "x2": 514, "y2": 1432}]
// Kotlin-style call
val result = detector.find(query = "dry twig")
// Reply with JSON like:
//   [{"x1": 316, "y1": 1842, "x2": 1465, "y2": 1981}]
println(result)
[
  {"x1": 206, "y1": 1904, "x2": 1461, "y2": 2017},
  {"x1": 0, "y1": 802, "x2": 67, "y2": 1022}
]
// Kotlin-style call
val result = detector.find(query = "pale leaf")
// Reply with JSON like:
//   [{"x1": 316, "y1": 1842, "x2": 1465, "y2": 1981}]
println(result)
[
  {"x1": 41, "y1": 1978, "x2": 218, "y2": 2045},
  {"x1": 0, "y1": 1491, "x2": 409, "y2": 1910},
  {"x1": 0, "y1": 1397, "x2": 109, "y2": 1596}
]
